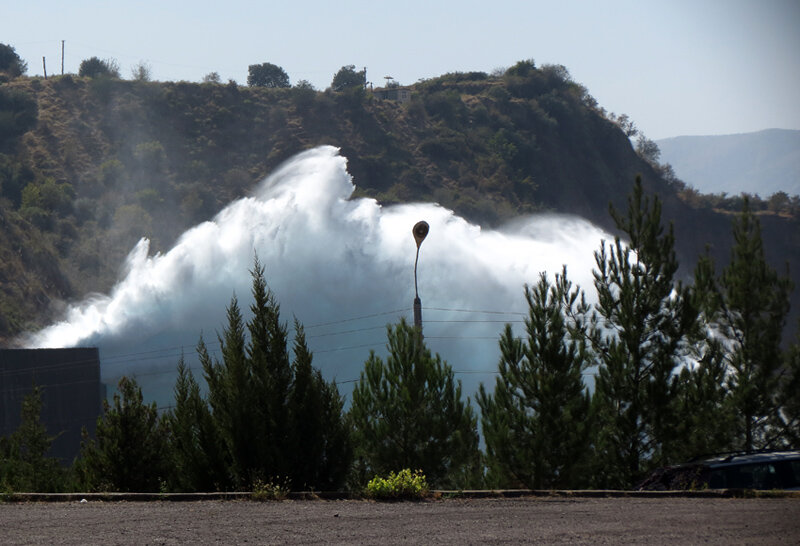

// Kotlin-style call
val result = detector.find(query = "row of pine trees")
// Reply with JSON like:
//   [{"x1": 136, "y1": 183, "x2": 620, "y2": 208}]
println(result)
[{"x1": 2, "y1": 179, "x2": 798, "y2": 493}]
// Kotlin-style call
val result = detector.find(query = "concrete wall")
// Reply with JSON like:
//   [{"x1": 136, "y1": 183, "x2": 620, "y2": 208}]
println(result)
[{"x1": 0, "y1": 348, "x2": 102, "y2": 463}]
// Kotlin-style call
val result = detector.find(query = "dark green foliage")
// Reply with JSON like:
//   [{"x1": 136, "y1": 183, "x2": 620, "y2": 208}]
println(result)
[
  {"x1": 166, "y1": 357, "x2": 228, "y2": 491},
  {"x1": 0, "y1": 153, "x2": 34, "y2": 206},
  {"x1": 20, "y1": 178, "x2": 74, "y2": 220},
  {"x1": 0, "y1": 43, "x2": 27, "y2": 77},
  {"x1": 588, "y1": 177, "x2": 699, "y2": 488},
  {"x1": 0, "y1": 387, "x2": 65, "y2": 492},
  {"x1": 246, "y1": 256, "x2": 292, "y2": 481},
  {"x1": 670, "y1": 339, "x2": 734, "y2": 461},
  {"x1": 288, "y1": 321, "x2": 352, "y2": 490},
  {"x1": 201, "y1": 294, "x2": 254, "y2": 487},
  {"x1": 714, "y1": 199, "x2": 793, "y2": 450},
  {"x1": 349, "y1": 319, "x2": 480, "y2": 489},
  {"x1": 330, "y1": 65, "x2": 365, "y2": 91},
  {"x1": 664, "y1": 253, "x2": 735, "y2": 461},
  {"x1": 479, "y1": 269, "x2": 591, "y2": 489},
  {"x1": 777, "y1": 331, "x2": 800, "y2": 447},
  {"x1": 0, "y1": 87, "x2": 38, "y2": 150},
  {"x1": 77, "y1": 377, "x2": 170, "y2": 492},
  {"x1": 247, "y1": 62, "x2": 290, "y2": 88},
  {"x1": 78, "y1": 56, "x2": 120, "y2": 78},
  {"x1": 200, "y1": 258, "x2": 350, "y2": 490}
]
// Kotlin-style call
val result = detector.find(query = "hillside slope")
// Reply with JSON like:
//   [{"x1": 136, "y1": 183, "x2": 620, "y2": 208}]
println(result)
[{"x1": 1, "y1": 64, "x2": 798, "y2": 343}]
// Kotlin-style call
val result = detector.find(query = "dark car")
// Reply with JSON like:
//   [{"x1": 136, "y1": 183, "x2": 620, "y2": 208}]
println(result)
[
  {"x1": 638, "y1": 450, "x2": 800, "y2": 491},
  {"x1": 704, "y1": 451, "x2": 800, "y2": 490}
]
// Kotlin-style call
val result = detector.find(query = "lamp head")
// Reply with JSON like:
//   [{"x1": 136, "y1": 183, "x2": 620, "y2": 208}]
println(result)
[{"x1": 413, "y1": 221, "x2": 429, "y2": 248}]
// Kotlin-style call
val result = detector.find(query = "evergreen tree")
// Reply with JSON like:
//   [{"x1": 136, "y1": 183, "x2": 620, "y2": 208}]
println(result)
[
  {"x1": 479, "y1": 269, "x2": 591, "y2": 489},
  {"x1": 0, "y1": 386, "x2": 64, "y2": 492},
  {"x1": 776, "y1": 330, "x2": 800, "y2": 447},
  {"x1": 288, "y1": 320, "x2": 351, "y2": 490},
  {"x1": 77, "y1": 376, "x2": 170, "y2": 492},
  {"x1": 670, "y1": 340, "x2": 734, "y2": 460},
  {"x1": 664, "y1": 251, "x2": 735, "y2": 461},
  {"x1": 167, "y1": 357, "x2": 228, "y2": 491},
  {"x1": 201, "y1": 294, "x2": 254, "y2": 486},
  {"x1": 198, "y1": 258, "x2": 350, "y2": 490},
  {"x1": 349, "y1": 318, "x2": 480, "y2": 489},
  {"x1": 588, "y1": 177, "x2": 699, "y2": 488},
  {"x1": 713, "y1": 198, "x2": 793, "y2": 450},
  {"x1": 246, "y1": 257, "x2": 292, "y2": 481}
]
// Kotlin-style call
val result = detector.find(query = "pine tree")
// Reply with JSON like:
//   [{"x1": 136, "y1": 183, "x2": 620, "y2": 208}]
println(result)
[
  {"x1": 349, "y1": 318, "x2": 480, "y2": 489},
  {"x1": 479, "y1": 269, "x2": 591, "y2": 489},
  {"x1": 670, "y1": 339, "x2": 734, "y2": 460},
  {"x1": 661, "y1": 251, "x2": 735, "y2": 461},
  {"x1": 588, "y1": 177, "x2": 699, "y2": 487},
  {"x1": 288, "y1": 320, "x2": 351, "y2": 490},
  {"x1": 776, "y1": 331, "x2": 800, "y2": 447},
  {"x1": 197, "y1": 258, "x2": 351, "y2": 490},
  {"x1": 714, "y1": 198, "x2": 793, "y2": 450},
  {"x1": 246, "y1": 257, "x2": 292, "y2": 481},
  {"x1": 201, "y1": 295, "x2": 255, "y2": 486},
  {"x1": 78, "y1": 376, "x2": 170, "y2": 492},
  {"x1": 0, "y1": 386, "x2": 64, "y2": 492},
  {"x1": 167, "y1": 357, "x2": 228, "y2": 491}
]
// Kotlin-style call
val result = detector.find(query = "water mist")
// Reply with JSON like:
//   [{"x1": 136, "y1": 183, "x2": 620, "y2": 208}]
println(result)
[{"x1": 24, "y1": 146, "x2": 612, "y2": 405}]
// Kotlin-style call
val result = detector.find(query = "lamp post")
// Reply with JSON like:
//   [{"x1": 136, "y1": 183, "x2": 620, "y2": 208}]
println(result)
[{"x1": 412, "y1": 221, "x2": 429, "y2": 334}]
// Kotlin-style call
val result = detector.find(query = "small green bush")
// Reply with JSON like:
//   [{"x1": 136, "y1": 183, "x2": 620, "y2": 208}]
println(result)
[
  {"x1": 251, "y1": 477, "x2": 290, "y2": 501},
  {"x1": 365, "y1": 469, "x2": 429, "y2": 500}
]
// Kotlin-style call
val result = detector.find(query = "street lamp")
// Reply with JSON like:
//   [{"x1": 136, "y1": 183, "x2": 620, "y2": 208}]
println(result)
[{"x1": 412, "y1": 221, "x2": 429, "y2": 333}]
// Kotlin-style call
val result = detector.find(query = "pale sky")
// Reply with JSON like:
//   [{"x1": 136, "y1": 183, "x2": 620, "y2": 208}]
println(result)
[{"x1": 3, "y1": 0, "x2": 799, "y2": 140}]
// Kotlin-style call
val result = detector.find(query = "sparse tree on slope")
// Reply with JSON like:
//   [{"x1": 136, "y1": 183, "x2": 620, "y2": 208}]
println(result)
[
  {"x1": 247, "y1": 62, "x2": 290, "y2": 88},
  {"x1": 78, "y1": 56, "x2": 120, "y2": 78},
  {"x1": 330, "y1": 65, "x2": 365, "y2": 91},
  {"x1": 349, "y1": 319, "x2": 480, "y2": 489},
  {"x1": 0, "y1": 43, "x2": 27, "y2": 77},
  {"x1": 479, "y1": 268, "x2": 591, "y2": 489}
]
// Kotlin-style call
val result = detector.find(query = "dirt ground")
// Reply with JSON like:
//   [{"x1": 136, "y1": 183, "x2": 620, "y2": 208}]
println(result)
[{"x1": 1, "y1": 496, "x2": 798, "y2": 545}]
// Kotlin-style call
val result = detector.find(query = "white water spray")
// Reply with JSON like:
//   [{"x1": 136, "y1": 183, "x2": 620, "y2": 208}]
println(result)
[{"x1": 25, "y1": 146, "x2": 612, "y2": 403}]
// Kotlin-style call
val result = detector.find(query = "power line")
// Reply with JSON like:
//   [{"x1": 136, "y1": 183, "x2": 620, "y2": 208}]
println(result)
[
  {"x1": 305, "y1": 308, "x2": 409, "y2": 329},
  {"x1": 426, "y1": 306, "x2": 526, "y2": 317},
  {"x1": 3, "y1": 305, "x2": 533, "y2": 379}
]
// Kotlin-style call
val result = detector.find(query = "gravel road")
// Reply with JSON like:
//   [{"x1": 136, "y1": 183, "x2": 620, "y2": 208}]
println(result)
[{"x1": 1, "y1": 496, "x2": 798, "y2": 545}]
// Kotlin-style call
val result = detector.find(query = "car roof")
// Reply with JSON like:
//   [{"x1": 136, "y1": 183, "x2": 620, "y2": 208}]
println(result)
[{"x1": 701, "y1": 450, "x2": 800, "y2": 468}]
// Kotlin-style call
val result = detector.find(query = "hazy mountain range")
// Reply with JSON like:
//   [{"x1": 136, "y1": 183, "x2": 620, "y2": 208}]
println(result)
[{"x1": 657, "y1": 128, "x2": 800, "y2": 197}]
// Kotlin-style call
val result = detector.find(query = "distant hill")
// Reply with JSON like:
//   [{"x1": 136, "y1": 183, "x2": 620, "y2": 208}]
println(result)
[{"x1": 657, "y1": 129, "x2": 800, "y2": 197}]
